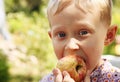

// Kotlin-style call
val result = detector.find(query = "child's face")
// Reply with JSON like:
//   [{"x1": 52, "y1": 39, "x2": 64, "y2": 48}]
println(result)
[{"x1": 48, "y1": 4, "x2": 109, "y2": 72}]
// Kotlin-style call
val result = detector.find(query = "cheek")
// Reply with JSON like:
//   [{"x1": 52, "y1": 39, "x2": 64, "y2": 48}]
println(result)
[
  {"x1": 52, "y1": 41, "x2": 63, "y2": 59},
  {"x1": 84, "y1": 37, "x2": 105, "y2": 56},
  {"x1": 83, "y1": 39, "x2": 104, "y2": 69}
]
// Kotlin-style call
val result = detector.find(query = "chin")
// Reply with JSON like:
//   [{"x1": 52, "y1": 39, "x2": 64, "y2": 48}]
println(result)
[{"x1": 57, "y1": 55, "x2": 87, "y2": 82}]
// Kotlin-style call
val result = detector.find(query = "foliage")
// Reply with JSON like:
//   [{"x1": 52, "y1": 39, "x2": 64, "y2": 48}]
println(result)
[
  {"x1": 7, "y1": 11, "x2": 50, "y2": 60},
  {"x1": 0, "y1": 51, "x2": 10, "y2": 82},
  {"x1": 103, "y1": 6, "x2": 120, "y2": 55},
  {"x1": 4, "y1": 0, "x2": 48, "y2": 13},
  {"x1": 113, "y1": 0, "x2": 120, "y2": 7},
  {"x1": 7, "y1": 11, "x2": 57, "y2": 81},
  {"x1": 112, "y1": 7, "x2": 120, "y2": 34}
]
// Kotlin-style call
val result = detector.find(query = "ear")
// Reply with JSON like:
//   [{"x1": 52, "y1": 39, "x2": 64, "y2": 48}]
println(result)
[
  {"x1": 48, "y1": 30, "x2": 52, "y2": 39},
  {"x1": 104, "y1": 25, "x2": 117, "y2": 45}
]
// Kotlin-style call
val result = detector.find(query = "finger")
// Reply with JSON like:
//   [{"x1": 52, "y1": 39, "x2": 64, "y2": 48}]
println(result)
[
  {"x1": 84, "y1": 70, "x2": 90, "y2": 82},
  {"x1": 63, "y1": 71, "x2": 75, "y2": 82},
  {"x1": 53, "y1": 68, "x2": 62, "y2": 82}
]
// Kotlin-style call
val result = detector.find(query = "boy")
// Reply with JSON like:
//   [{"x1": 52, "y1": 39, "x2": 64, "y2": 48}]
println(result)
[{"x1": 41, "y1": 0, "x2": 120, "y2": 82}]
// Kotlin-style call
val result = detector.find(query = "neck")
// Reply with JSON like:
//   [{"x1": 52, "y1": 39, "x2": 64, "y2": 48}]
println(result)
[{"x1": 91, "y1": 59, "x2": 104, "y2": 73}]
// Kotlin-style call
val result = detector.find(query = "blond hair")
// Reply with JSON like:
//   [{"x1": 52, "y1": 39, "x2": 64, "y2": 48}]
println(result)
[{"x1": 47, "y1": 0, "x2": 112, "y2": 26}]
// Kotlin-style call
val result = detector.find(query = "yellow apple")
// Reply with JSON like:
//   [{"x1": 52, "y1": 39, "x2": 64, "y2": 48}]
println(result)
[{"x1": 57, "y1": 55, "x2": 87, "y2": 82}]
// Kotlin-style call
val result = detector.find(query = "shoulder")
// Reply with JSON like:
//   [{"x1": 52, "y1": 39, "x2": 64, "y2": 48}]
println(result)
[
  {"x1": 100, "y1": 61, "x2": 120, "y2": 81},
  {"x1": 40, "y1": 73, "x2": 54, "y2": 82},
  {"x1": 90, "y1": 59, "x2": 120, "y2": 82}
]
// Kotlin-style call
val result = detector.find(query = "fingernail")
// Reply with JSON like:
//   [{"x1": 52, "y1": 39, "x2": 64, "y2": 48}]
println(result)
[
  {"x1": 53, "y1": 68, "x2": 59, "y2": 75},
  {"x1": 63, "y1": 71, "x2": 68, "y2": 75}
]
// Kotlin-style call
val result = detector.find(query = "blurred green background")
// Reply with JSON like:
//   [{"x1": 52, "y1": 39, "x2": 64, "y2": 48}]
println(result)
[{"x1": 0, "y1": 0, "x2": 120, "y2": 82}]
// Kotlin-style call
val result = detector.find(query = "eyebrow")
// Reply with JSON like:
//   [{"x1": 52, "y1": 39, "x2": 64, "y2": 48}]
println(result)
[
  {"x1": 75, "y1": 21, "x2": 95, "y2": 32},
  {"x1": 51, "y1": 25, "x2": 65, "y2": 32}
]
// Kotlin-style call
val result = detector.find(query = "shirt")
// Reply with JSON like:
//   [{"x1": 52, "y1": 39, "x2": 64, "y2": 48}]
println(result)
[
  {"x1": 90, "y1": 59, "x2": 120, "y2": 82},
  {"x1": 40, "y1": 59, "x2": 120, "y2": 82}
]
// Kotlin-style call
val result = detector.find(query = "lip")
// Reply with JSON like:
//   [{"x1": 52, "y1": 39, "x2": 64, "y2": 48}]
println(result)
[
  {"x1": 63, "y1": 52, "x2": 86, "y2": 61},
  {"x1": 75, "y1": 54, "x2": 86, "y2": 63}
]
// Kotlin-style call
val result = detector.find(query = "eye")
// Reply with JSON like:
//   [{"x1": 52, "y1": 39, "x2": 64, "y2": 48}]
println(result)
[
  {"x1": 79, "y1": 30, "x2": 88, "y2": 36},
  {"x1": 57, "y1": 32, "x2": 66, "y2": 38}
]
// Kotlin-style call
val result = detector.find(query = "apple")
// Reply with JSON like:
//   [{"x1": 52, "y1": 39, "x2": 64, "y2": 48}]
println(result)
[{"x1": 56, "y1": 55, "x2": 87, "y2": 82}]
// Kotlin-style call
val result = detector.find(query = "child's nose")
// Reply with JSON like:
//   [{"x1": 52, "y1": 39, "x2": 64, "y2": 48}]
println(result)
[{"x1": 65, "y1": 38, "x2": 80, "y2": 54}]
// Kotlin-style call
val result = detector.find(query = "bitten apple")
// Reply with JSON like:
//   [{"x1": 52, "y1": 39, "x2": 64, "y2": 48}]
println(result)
[{"x1": 56, "y1": 55, "x2": 87, "y2": 82}]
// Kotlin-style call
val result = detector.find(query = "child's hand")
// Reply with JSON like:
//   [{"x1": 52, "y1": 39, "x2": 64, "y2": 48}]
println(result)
[
  {"x1": 53, "y1": 68, "x2": 91, "y2": 82},
  {"x1": 53, "y1": 68, "x2": 75, "y2": 82}
]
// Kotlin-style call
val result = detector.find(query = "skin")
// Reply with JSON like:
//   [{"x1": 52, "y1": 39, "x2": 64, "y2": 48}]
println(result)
[{"x1": 48, "y1": 3, "x2": 117, "y2": 82}]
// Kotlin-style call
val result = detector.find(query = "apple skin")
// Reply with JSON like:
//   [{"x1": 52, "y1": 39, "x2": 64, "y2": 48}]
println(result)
[{"x1": 56, "y1": 55, "x2": 87, "y2": 82}]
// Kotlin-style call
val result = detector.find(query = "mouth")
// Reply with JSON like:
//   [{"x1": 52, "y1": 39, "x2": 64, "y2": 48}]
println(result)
[
  {"x1": 63, "y1": 52, "x2": 87, "y2": 63},
  {"x1": 76, "y1": 54, "x2": 86, "y2": 64}
]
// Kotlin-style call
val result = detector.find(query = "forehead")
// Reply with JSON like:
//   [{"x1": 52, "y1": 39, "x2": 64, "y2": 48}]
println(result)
[
  {"x1": 48, "y1": 0, "x2": 111, "y2": 27},
  {"x1": 49, "y1": 3, "x2": 101, "y2": 28},
  {"x1": 48, "y1": 0, "x2": 106, "y2": 16}
]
